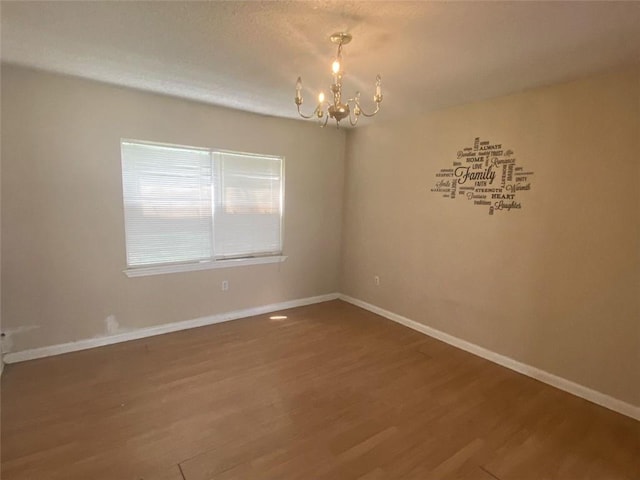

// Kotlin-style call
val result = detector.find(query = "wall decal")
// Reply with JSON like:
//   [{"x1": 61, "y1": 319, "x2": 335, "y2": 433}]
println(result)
[{"x1": 430, "y1": 137, "x2": 534, "y2": 215}]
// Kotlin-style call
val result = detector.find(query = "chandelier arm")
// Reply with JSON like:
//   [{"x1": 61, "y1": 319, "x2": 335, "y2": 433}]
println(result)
[
  {"x1": 348, "y1": 112, "x2": 360, "y2": 127},
  {"x1": 319, "y1": 114, "x2": 329, "y2": 128},
  {"x1": 353, "y1": 100, "x2": 381, "y2": 118},
  {"x1": 347, "y1": 103, "x2": 360, "y2": 126},
  {"x1": 296, "y1": 104, "x2": 318, "y2": 120}
]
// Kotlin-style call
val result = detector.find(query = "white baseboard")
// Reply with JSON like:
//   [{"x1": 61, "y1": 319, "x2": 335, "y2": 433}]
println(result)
[
  {"x1": 339, "y1": 294, "x2": 640, "y2": 422},
  {"x1": 2, "y1": 293, "x2": 339, "y2": 364}
]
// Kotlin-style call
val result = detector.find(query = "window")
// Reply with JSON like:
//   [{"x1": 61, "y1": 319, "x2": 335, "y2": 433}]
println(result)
[{"x1": 121, "y1": 140, "x2": 284, "y2": 276}]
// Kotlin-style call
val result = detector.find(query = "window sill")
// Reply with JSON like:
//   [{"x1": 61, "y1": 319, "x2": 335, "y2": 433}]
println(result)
[{"x1": 124, "y1": 255, "x2": 287, "y2": 278}]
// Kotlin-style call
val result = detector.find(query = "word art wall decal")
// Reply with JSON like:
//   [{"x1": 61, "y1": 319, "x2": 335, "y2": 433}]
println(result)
[{"x1": 430, "y1": 137, "x2": 534, "y2": 215}]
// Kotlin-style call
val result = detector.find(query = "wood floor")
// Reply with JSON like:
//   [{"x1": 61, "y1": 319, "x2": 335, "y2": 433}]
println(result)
[{"x1": 1, "y1": 300, "x2": 638, "y2": 480}]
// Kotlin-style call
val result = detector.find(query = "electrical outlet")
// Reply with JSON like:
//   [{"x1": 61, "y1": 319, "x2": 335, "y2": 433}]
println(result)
[
  {"x1": 374, "y1": 275, "x2": 380, "y2": 286},
  {"x1": 222, "y1": 280, "x2": 229, "y2": 291}
]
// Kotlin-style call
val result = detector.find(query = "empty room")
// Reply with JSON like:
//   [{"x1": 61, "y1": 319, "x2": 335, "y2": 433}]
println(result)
[{"x1": 1, "y1": 1, "x2": 639, "y2": 479}]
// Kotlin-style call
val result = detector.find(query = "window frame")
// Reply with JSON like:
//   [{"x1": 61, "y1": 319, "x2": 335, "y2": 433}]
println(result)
[{"x1": 120, "y1": 139, "x2": 286, "y2": 278}]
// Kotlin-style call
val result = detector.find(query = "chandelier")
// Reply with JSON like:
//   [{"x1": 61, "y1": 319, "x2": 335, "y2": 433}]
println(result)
[{"x1": 295, "y1": 32, "x2": 382, "y2": 127}]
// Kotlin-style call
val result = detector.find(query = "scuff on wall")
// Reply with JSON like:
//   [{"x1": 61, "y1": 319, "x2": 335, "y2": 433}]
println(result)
[
  {"x1": 104, "y1": 315, "x2": 121, "y2": 335},
  {"x1": 1, "y1": 325, "x2": 40, "y2": 353}
]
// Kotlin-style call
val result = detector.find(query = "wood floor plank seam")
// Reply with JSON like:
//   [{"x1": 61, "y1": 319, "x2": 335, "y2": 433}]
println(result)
[
  {"x1": 479, "y1": 465, "x2": 502, "y2": 480},
  {"x1": 177, "y1": 463, "x2": 186, "y2": 480}
]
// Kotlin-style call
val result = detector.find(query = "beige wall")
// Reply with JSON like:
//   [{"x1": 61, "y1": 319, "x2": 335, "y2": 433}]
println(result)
[
  {"x1": 2, "y1": 64, "x2": 638, "y2": 408},
  {"x1": 1, "y1": 65, "x2": 345, "y2": 352},
  {"x1": 341, "y1": 67, "x2": 640, "y2": 406}
]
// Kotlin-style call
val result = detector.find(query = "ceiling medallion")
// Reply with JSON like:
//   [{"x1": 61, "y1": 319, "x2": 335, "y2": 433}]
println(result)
[{"x1": 295, "y1": 32, "x2": 383, "y2": 128}]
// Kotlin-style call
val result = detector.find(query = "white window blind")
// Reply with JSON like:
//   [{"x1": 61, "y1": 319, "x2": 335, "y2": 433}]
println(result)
[
  {"x1": 121, "y1": 140, "x2": 283, "y2": 270},
  {"x1": 213, "y1": 151, "x2": 283, "y2": 259}
]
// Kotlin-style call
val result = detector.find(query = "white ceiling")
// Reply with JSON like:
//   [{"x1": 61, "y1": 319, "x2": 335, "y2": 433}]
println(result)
[{"x1": 2, "y1": 1, "x2": 639, "y2": 124}]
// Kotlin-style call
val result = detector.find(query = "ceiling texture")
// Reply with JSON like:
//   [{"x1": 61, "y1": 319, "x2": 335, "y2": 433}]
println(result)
[{"x1": 1, "y1": 1, "x2": 639, "y2": 124}]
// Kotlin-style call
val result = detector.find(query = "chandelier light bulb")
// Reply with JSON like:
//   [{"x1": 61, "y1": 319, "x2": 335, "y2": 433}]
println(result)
[
  {"x1": 332, "y1": 60, "x2": 341, "y2": 74},
  {"x1": 295, "y1": 77, "x2": 303, "y2": 102},
  {"x1": 318, "y1": 92, "x2": 325, "y2": 103}
]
